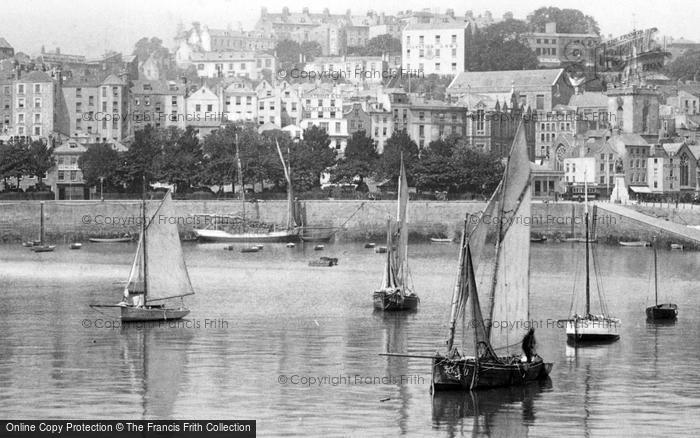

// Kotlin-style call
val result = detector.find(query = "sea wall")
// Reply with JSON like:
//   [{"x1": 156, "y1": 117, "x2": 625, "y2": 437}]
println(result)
[{"x1": 0, "y1": 199, "x2": 618, "y2": 244}]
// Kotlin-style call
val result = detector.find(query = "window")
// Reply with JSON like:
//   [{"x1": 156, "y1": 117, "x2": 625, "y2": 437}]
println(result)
[
  {"x1": 17, "y1": 98, "x2": 24, "y2": 109},
  {"x1": 34, "y1": 98, "x2": 41, "y2": 108},
  {"x1": 17, "y1": 113, "x2": 24, "y2": 123},
  {"x1": 419, "y1": 49, "x2": 424, "y2": 58},
  {"x1": 435, "y1": 49, "x2": 440, "y2": 57},
  {"x1": 451, "y1": 63, "x2": 457, "y2": 72},
  {"x1": 70, "y1": 171, "x2": 77, "y2": 181},
  {"x1": 451, "y1": 34, "x2": 456, "y2": 44},
  {"x1": 17, "y1": 84, "x2": 24, "y2": 94},
  {"x1": 112, "y1": 87, "x2": 118, "y2": 97},
  {"x1": 419, "y1": 35, "x2": 424, "y2": 44},
  {"x1": 102, "y1": 87, "x2": 107, "y2": 97},
  {"x1": 419, "y1": 125, "x2": 424, "y2": 137},
  {"x1": 207, "y1": 104, "x2": 213, "y2": 112},
  {"x1": 34, "y1": 113, "x2": 40, "y2": 123},
  {"x1": 536, "y1": 95, "x2": 545, "y2": 111},
  {"x1": 195, "y1": 104, "x2": 201, "y2": 112},
  {"x1": 58, "y1": 171, "x2": 65, "y2": 181},
  {"x1": 435, "y1": 63, "x2": 440, "y2": 71},
  {"x1": 34, "y1": 126, "x2": 41, "y2": 135},
  {"x1": 197, "y1": 64, "x2": 204, "y2": 70},
  {"x1": 335, "y1": 122, "x2": 341, "y2": 133},
  {"x1": 406, "y1": 36, "x2": 410, "y2": 45}
]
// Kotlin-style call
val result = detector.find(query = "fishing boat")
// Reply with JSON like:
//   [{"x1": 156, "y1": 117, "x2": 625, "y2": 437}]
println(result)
[
  {"x1": 364, "y1": 242, "x2": 376, "y2": 249},
  {"x1": 646, "y1": 239, "x2": 678, "y2": 321},
  {"x1": 619, "y1": 240, "x2": 650, "y2": 247},
  {"x1": 430, "y1": 124, "x2": 552, "y2": 391},
  {"x1": 670, "y1": 243, "x2": 684, "y2": 250},
  {"x1": 373, "y1": 155, "x2": 419, "y2": 312},
  {"x1": 88, "y1": 236, "x2": 133, "y2": 243},
  {"x1": 91, "y1": 190, "x2": 193, "y2": 322},
  {"x1": 69, "y1": 242, "x2": 82, "y2": 250},
  {"x1": 30, "y1": 202, "x2": 55, "y2": 252},
  {"x1": 308, "y1": 257, "x2": 338, "y2": 267},
  {"x1": 375, "y1": 246, "x2": 387, "y2": 254},
  {"x1": 565, "y1": 175, "x2": 620, "y2": 343},
  {"x1": 430, "y1": 237, "x2": 454, "y2": 244},
  {"x1": 564, "y1": 237, "x2": 597, "y2": 243},
  {"x1": 530, "y1": 235, "x2": 547, "y2": 243},
  {"x1": 193, "y1": 139, "x2": 299, "y2": 243}
]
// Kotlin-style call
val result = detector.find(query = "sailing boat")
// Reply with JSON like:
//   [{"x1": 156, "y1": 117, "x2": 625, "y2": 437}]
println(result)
[
  {"x1": 193, "y1": 137, "x2": 299, "y2": 243},
  {"x1": 646, "y1": 238, "x2": 678, "y2": 320},
  {"x1": 565, "y1": 174, "x2": 620, "y2": 342},
  {"x1": 373, "y1": 155, "x2": 419, "y2": 311},
  {"x1": 93, "y1": 190, "x2": 193, "y2": 321},
  {"x1": 30, "y1": 201, "x2": 55, "y2": 252},
  {"x1": 431, "y1": 124, "x2": 552, "y2": 390}
]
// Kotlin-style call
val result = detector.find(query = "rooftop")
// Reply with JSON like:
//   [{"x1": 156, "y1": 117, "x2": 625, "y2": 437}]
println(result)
[{"x1": 448, "y1": 69, "x2": 565, "y2": 93}]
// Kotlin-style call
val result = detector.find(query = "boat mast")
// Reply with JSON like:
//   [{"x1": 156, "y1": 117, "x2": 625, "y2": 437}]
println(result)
[
  {"x1": 235, "y1": 133, "x2": 246, "y2": 231},
  {"x1": 39, "y1": 201, "x2": 45, "y2": 245},
  {"x1": 446, "y1": 217, "x2": 468, "y2": 353},
  {"x1": 653, "y1": 237, "x2": 658, "y2": 306},
  {"x1": 141, "y1": 177, "x2": 148, "y2": 302},
  {"x1": 584, "y1": 171, "x2": 590, "y2": 316}
]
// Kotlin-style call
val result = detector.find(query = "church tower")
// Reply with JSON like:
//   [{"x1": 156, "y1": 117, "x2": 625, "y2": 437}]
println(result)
[{"x1": 606, "y1": 84, "x2": 660, "y2": 139}]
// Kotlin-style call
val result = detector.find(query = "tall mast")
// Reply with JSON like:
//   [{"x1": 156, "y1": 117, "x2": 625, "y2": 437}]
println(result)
[
  {"x1": 235, "y1": 133, "x2": 246, "y2": 230},
  {"x1": 584, "y1": 171, "x2": 590, "y2": 316},
  {"x1": 653, "y1": 237, "x2": 658, "y2": 306},
  {"x1": 39, "y1": 201, "x2": 45, "y2": 245},
  {"x1": 142, "y1": 177, "x2": 148, "y2": 301},
  {"x1": 447, "y1": 218, "x2": 468, "y2": 353}
]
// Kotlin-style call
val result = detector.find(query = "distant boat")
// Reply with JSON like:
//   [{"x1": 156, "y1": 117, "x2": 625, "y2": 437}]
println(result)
[
  {"x1": 286, "y1": 243, "x2": 296, "y2": 248},
  {"x1": 364, "y1": 242, "x2": 376, "y2": 249},
  {"x1": 308, "y1": 257, "x2": 338, "y2": 267},
  {"x1": 530, "y1": 235, "x2": 547, "y2": 243},
  {"x1": 565, "y1": 175, "x2": 620, "y2": 343},
  {"x1": 375, "y1": 246, "x2": 387, "y2": 254},
  {"x1": 314, "y1": 244, "x2": 325, "y2": 251},
  {"x1": 193, "y1": 139, "x2": 299, "y2": 243},
  {"x1": 646, "y1": 239, "x2": 678, "y2": 321},
  {"x1": 564, "y1": 237, "x2": 597, "y2": 243},
  {"x1": 619, "y1": 241, "x2": 650, "y2": 247},
  {"x1": 240, "y1": 246, "x2": 260, "y2": 253},
  {"x1": 373, "y1": 154, "x2": 419, "y2": 312},
  {"x1": 670, "y1": 243, "x2": 684, "y2": 250},
  {"x1": 91, "y1": 190, "x2": 193, "y2": 322},
  {"x1": 69, "y1": 243, "x2": 82, "y2": 250},
  {"x1": 89, "y1": 236, "x2": 132, "y2": 243},
  {"x1": 431, "y1": 123, "x2": 551, "y2": 390},
  {"x1": 30, "y1": 202, "x2": 55, "y2": 253},
  {"x1": 430, "y1": 237, "x2": 454, "y2": 243}
]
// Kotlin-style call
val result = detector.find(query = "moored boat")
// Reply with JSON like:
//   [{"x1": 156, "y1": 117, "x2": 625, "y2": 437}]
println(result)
[
  {"x1": 646, "y1": 238, "x2": 678, "y2": 321},
  {"x1": 431, "y1": 124, "x2": 552, "y2": 390},
  {"x1": 565, "y1": 174, "x2": 620, "y2": 344},
  {"x1": 430, "y1": 237, "x2": 453, "y2": 243},
  {"x1": 373, "y1": 155, "x2": 419, "y2": 312},
  {"x1": 88, "y1": 236, "x2": 133, "y2": 243},
  {"x1": 69, "y1": 242, "x2": 82, "y2": 250},
  {"x1": 91, "y1": 190, "x2": 193, "y2": 322},
  {"x1": 30, "y1": 202, "x2": 55, "y2": 253},
  {"x1": 670, "y1": 243, "x2": 684, "y2": 250},
  {"x1": 619, "y1": 240, "x2": 650, "y2": 247}
]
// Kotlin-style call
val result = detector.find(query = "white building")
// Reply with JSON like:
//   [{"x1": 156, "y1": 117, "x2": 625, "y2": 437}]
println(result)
[
  {"x1": 190, "y1": 52, "x2": 275, "y2": 81},
  {"x1": 402, "y1": 22, "x2": 470, "y2": 76},
  {"x1": 300, "y1": 89, "x2": 348, "y2": 152}
]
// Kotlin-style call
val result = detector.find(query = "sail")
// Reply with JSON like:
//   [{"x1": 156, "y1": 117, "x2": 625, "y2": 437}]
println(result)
[
  {"x1": 125, "y1": 233, "x2": 145, "y2": 295},
  {"x1": 381, "y1": 220, "x2": 398, "y2": 289},
  {"x1": 276, "y1": 139, "x2": 297, "y2": 230},
  {"x1": 144, "y1": 191, "x2": 195, "y2": 302},
  {"x1": 486, "y1": 123, "x2": 532, "y2": 354},
  {"x1": 395, "y1": 155, "x2": 409, "y2": 286}
]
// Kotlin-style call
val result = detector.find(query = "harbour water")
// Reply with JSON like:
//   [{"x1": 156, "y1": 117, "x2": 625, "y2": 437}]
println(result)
[{"x1": 1, "y1": 242, "x2": 699, "y2": 436}]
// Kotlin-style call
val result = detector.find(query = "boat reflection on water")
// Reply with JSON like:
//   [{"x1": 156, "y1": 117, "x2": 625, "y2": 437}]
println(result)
[
  {"x1": 431, "y1": 379, "x2": 552, "y2": 437},
  {"x1": 118, "y1": 323, "x2": 193, "y2": 419}
]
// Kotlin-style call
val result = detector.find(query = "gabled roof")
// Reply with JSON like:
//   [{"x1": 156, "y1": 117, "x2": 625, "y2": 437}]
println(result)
[
  {"x1": 20, "y1": 70, "x2": 53, "y2": 83},
  {"x1": 188, "y1": 85, "x2": 218, "y2": 100},
  {"x1": 101, "y1": 74, "x2": 125, "y2": 86},
  {"x1": 662, "y1": 142, "x2": 684, "y2": 155},
  {"x1": 448, "y1": 69, "x2": 565, "y2": 93},
  {"x1": 0, "y1": 37, "x2": 12, "y2": 49},
  {"x1": 54, "y1": 140, "x2": 88, "y2": 154}
]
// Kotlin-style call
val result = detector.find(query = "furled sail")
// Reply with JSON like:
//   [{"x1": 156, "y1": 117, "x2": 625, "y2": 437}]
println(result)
[
  {"x1": 125, "y1": 233, "x2": 144, "y2": 295},
  {"x1": 395, "y1": 155, "x2": 409, "y2": 287},
  {"x1": 485, "y1": 123, "x2": 532, "y2": 354},
  {"x1": 144, "y1": 191, "x2": 195, "y2": 303},
  {"x1": 275, "y1": 139, "x2": 297, "y2": 230}
]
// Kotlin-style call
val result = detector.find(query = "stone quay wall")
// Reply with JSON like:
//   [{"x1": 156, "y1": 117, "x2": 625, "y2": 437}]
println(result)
[{"x1": 0, "y1": 199, "x2": 637, "y2": 244}]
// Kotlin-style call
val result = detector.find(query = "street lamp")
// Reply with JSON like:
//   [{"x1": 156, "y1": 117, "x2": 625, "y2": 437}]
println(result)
[{"x1": 99, "y1": 176, "x2": 105, "y2": 201}]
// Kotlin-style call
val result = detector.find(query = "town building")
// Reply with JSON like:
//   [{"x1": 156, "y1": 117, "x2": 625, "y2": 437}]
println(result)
[
  {"x1": 343, "y1": 102, "x2": 371, "y2": 136},
  {"x1": 223, "y1": 82, "x2": 258, "y2": 123},
  {"x1": 524, "y1": 22, "x2": 600, "y2": 68},
  {"x1": 185, "y1": 85, "x2": 223, "y2": 136},
  {"x1": 402, "y1": 22, "x2": 471, "y2": 76},
  {"x1": 190, "y1": 52, "x2": 275, "y2": 81},
  {"x1": 303, "y1": 56, "x2": 390, "y2": 85},
  {"x1": 1, "y1": 77, "x2": 13, "y2": 135},
  {"x1": 13, "y1": 70, "x2": 54, "y2": 139},
  {"x1": 0, "y1": 37, "x2": 14, "y2": 60},
  {"x1": 647, "y1": 143, "x2": 681, "y2": 194},
  {"x1": 299, "y1": 88, "x2": 348, "y2": 152},
  {"x1": 129, "y1": 79, "x2": 187, "y2": 132}
]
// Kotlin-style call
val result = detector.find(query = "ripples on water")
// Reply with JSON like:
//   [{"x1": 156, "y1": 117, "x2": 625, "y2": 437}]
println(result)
[{"x1": 1, "y1": 242, "x2": 699, "y2": 436}]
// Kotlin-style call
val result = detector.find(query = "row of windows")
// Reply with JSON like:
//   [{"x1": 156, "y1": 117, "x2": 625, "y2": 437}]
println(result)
[
  {"x1": 15, "y1": 98, "x2": 42, "y2": 109},
  {"x1": 14, "y1": 126, "x2": 42, "y2": 136},
  {"x1": 406, "y1": 34, "x2": 458, "y2": 45},
  {"x1": 57, "y1": 170, "x2": 78, "y2": 181},
  {"x1": 197, "y1": 59, "x2": 273, "y2": 71},
  {"x1": 539, "y1": 122, "x2": 572, "y2": 131},
  {"x1": 13, "y1": 84, "x2": 44, "y2": 94},
  {"x1": 405, "y1": 62, "x2": 458, "y2": 72},
  {"x1": 407, "y1": 48, "x2": 458, "y2": 58},
  {"x1": 536, "y1": 47, "x2": 557, "y2": 56},
  {"x1": 14, "y1": 113, "x2": 42, "y2": 124}
]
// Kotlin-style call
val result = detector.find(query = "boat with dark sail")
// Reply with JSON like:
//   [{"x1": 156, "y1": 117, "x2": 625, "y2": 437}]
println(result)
[
  {"x1": 30, "y1": 202, "x2": 55, "y2": 252},
  {"x1": 565, "y1": 175, "x2": 620, "y2": 343},
  {"x1": 193, "y1": 138, "x2": 299, "y2": 243},
  {"x1": 646, "y1": 238, "x2": 678, "y2": 321},
  {"x1": 431, "y1": 124, "x2": 552, "y2": 391},
  {"x1": 92, "y1": 190, "x2": 193, "y2": 321},
  {"x1": 373, "y1": 156, "x2": 419, "y2": 311}
]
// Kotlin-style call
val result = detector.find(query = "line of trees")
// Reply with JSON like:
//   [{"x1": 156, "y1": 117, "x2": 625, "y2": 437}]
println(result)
[
  {"x1": 0, "y1": 140, "x2": 55, "y2": 192},
  {"x1": 74, "y1": 123, "x2": 504, "y2": 198}
]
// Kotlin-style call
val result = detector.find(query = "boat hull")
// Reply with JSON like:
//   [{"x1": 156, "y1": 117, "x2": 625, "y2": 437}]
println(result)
[
  {"x1": 121, "y1": 306, "x2": 190, "y2": 322},
  {"x1": 565, "y1": 317, "x2": 620, "y2": 342},
  {"x1": 646, "y1": 304, "x2": 678, "y2": 320},
  {"x1": 430, "y1": 238, "x2": 453, "y2": 244},
  {"x1": 373, "y1": 290, "x2": 419, "y2": 311},
  {"x1": 89, "y1": 237, "x2": 132, "y2": 243},
  {"x1": 194, "y1": 228, "x2": 299, "y2": 243},
  {"x1": 619, "y1": 241, "x2": 650, "y2": 247},
  {"x1": 30, "y1": 245, "x2": 55, "y2": 252},
  {"x1": 431, "y1": 355, "x2": 552, "y2": 391}
]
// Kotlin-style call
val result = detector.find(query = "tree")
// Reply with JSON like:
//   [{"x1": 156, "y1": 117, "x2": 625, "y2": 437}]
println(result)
[
  {"x1": 377, "y1": 130, "x2": 419, "y2": 183},
  {"x1": 200, "y1": 123, "x2": 238, "y2": 191},
  {"x1": 0, "y1": 142, "x2": 30, "y2": 190},
  {"x1": 133, "y1": 37, "x2": 170, "y2": 64},
  {"x1": 331, "y1": 130, "x2": 379, "y2": 184},
  {"x1": 27, "y1": 140, "x2": 54, "y2": 187},
  {"x1": 121, "y1": 125, "x2": 162, "y2": 191},
  {"x1": 467, "y1": 20, "x2": 539, "y2": 71},
  {"x1": 527, "y1": 7, "x2": 600, "y2": 35},
  {"x1": 664, "y1": 50, "x2": 700, "y2": 81},
  {"x1": 157, "y1": 126, "x2": 204, "y2": 192},
  {"x1": 291, "y1": 125, "x2": 337, "y2": 191},
  {"x1": 79, "y1": 143, "x2": 122, "y2": 192},
  {"x1": 300, "y1": 41, "x2": 323, "y2": 61}
]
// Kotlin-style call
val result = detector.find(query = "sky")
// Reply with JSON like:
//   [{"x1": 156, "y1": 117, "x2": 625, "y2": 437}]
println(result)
[{"x1": 1, "y1": 0, "x2": 694, "y2": 58}]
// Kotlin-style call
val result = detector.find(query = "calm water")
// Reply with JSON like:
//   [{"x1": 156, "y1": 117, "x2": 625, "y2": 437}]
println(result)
[{"x1": 1, "y1": 241, "x2": 699, "y2": 436}]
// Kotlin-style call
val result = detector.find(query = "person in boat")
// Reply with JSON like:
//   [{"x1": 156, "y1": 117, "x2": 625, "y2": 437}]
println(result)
[{"x1": 522, "y1": 328, "x2": 536, "y2": 363}]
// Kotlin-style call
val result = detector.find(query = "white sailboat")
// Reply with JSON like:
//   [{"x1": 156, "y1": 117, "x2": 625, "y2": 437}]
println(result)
[
  {"x1": 431, "y1": 123, "x2": 552, "y2": 390},
  {"x1": 373, "y1": 155, "x2": 419, "y2": 311},
  {"x1": 193, "y1": 138, "x2": 299, "y2": 243},
  {"x1": 565, "y1": 174, "x2": 620, "y2": 342},
  {"x1": 30, "y1": 201, "x2": 55, "y2": 252},
  {"x1": 94, "y1": 190, "x2": 193, "y2": 322}
]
